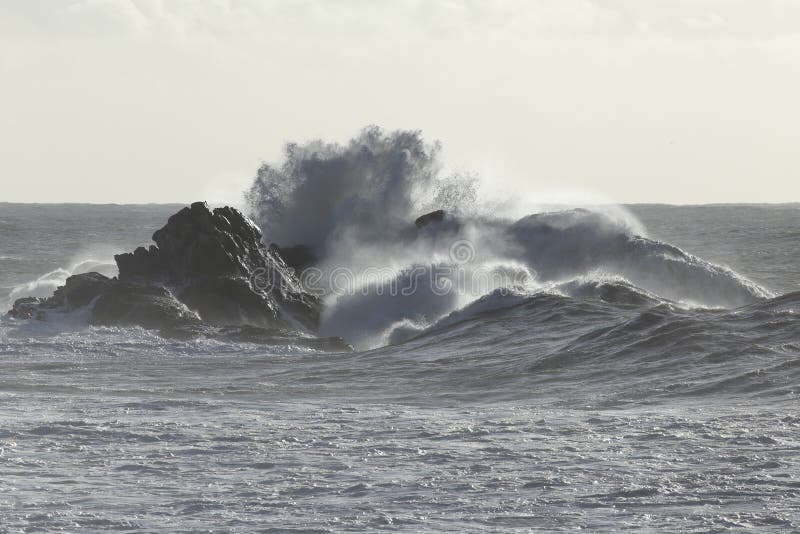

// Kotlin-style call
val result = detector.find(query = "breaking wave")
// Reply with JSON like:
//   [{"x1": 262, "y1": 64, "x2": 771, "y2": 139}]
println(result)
[
  {"x1": 2, "y1": 258, "x2": 117, "y2": 312},
  {"x1": 246, "y1": 127, "x2": 771, "y2": 349}
]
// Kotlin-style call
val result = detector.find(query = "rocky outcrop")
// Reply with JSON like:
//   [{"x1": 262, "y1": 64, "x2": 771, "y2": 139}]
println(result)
[
  {"x1": 415, "y1": 209, "x2": 445, "y2": 228},
  {"x1": 116, "y1": 203, "x2": 270, "y2": 282},
  {"x1": 8, "y1": 297, "x2": 43, "y2": 320},
  {"x1": 7, "y1": 202, "x2": 347, "y2": 350},
  {"x1": 9, "y1": 272, "x2": 113, "y2": 318},
  {"x1": 90, "y1": 282, "x2": 201, "y2": 331},
  {"x1": 268, "y1": 244, "x2": 317, "y2": 274},
  {"x1": 113, "y1": 202, "x2": 321, "y2": 330},
  {"x1": 50, "y1": 272, "x2": 114, "y2": 311}
]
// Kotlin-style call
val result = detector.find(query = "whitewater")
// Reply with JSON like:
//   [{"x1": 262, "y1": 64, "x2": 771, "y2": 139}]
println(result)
[{"x1": 1, "y1": 129, "x2": 799, "y2": 531}]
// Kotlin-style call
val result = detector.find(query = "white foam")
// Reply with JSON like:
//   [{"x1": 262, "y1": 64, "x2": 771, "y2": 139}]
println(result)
[
  {"x1": 3, "y1": 258, "x2": 118, "y2": 313},
  {"x1": 244, "y1": 128, "x2": 773, "y2": 348}
]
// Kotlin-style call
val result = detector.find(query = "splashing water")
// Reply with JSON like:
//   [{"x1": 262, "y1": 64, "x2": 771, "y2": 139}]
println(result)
[
  {"x1": 247, "y1": 126, "x2": 478, "y2": 255},
  {"x1": 246, "y1": 127, "x2": 770, "y2": 349},
  {"x1": 2, "y1": 258, "x2": 118, "y2": 313}
]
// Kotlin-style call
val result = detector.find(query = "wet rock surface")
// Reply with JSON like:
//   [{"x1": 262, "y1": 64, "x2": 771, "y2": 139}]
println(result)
[
  {"x1": 268, "y1": 244, "x2": 318, "y2": 274},
  {"x1": 414, "y1": 209, "x2": 445, "y2": 228},
  {"x1": 8, "y1": 202, "x2": 348, "y2": 350}
]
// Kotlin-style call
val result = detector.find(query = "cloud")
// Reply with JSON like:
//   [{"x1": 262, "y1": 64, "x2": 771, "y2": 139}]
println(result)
[
  {"x1": 4, "y1": 1, "x2": 799, "y2": 51},
  {"x1": 684, "y1": 12, "x2": 728, "y2": 30},
  {"x1": 65, "y1": 0, "x2": 150, "y2": 33},
  {"x1": 2, "y1": 0, "x2": 800, "y2": 203}
]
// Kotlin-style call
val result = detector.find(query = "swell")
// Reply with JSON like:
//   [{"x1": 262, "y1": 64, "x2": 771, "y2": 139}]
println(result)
[
  {"x1": 508, "y1": 209, "x2": 771, "y2": 308},
  {"x1": 1, "y1": 128, "x2": 783, "y2": 376},
  {"x1": 314, "y1": 211, "x2": 770, "y2": 349},
  {"x1": 372, "y1": 287, "x2": 800, "y2": 404},
  {"x1": 242, "y1": 128, "x2": 771, "y2": 349}
]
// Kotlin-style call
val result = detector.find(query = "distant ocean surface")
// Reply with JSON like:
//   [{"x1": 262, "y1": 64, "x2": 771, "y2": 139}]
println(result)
[{"x1": 1, "y1": 202, "x2": 799, "y2": 531}]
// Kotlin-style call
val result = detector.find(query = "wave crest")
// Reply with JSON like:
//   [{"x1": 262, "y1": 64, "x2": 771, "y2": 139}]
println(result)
[{"x1": 240, "y1": 128, "x2": 772, "y2": 348}]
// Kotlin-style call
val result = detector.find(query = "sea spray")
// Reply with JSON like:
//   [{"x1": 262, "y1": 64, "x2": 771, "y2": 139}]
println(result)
[{"x1": 246, "y1": 127, "x2": 770, "y2": 348}]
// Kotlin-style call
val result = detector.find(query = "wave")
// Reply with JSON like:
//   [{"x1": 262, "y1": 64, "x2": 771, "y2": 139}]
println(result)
[
  {"x1": 385, "y1": 277, "x2": 667, "y2": 349},
  {"x1": 508, "y1": 209, "x2": 771, "y2": 309},
  {"x1": 2, "y1": 128, "x2": 777, "y2": 359},
  {"x1": 362, "y1": 285, "x2": 800, "y2": 403},
  {"x1": 243, "y1": 127, "x2": 771, "y2": 348},
  {"x1": 247, "y1": 126, "x2": 478, "y2": 257},
  {"x1": 2, "y1": 258, "x2": 117, "y2": 312}
]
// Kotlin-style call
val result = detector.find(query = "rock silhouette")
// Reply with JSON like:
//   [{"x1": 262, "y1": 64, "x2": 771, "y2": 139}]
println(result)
[{"x1": 9, "y1": 202, "x2": 349, "y2": 351}]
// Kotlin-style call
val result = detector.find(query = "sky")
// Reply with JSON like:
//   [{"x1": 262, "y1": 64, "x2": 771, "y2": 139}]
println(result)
[{"x1": 1, "y1": 0, "x2": 799, "y2": 204}]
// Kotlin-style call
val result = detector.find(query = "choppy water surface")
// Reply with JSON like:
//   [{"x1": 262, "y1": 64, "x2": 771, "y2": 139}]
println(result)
[{"x1": 1, "y1": 203, "x2": 799, "y2": 531}]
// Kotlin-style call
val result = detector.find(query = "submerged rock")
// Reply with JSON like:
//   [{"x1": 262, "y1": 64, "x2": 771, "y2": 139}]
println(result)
[{"x1": 7, "y1": 202, "x2": 347, "y2": 349}]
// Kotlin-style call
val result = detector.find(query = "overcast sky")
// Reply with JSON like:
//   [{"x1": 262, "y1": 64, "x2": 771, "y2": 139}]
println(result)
[{"x1": 1, "y1": 0, "x2": 799, "y2": 204}]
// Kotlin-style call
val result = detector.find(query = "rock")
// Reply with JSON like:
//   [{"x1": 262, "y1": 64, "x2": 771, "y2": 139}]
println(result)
[
  {"x1": 7, "y1": 202, "x2": 339, "y2": 348},
  {"x1": 114, "y1": 245, "x2": 166, "y2": 280},
  {"x1": 115, "y1": 202, "x2": 261, "y2": 282},
  {"x1": 49, "y1": 272, "x2": 113, "y2": 311},
  {"x1": 10, "y1": 272, "x2": 113, "y2": 320},
  {"x1": 415, "y1": 209, "x2": 445, "y2": 228},
  {"x1": 268, "y1": 244, "x2": 318, "y2": 273},
  {"x1": 114, "y1": 201, "x2": 321, "y2": 329},
  {"x1": 8, "y1": 297, "x2": 44, "y2": 320},
  {"x1": 90, "y1": 283, "x2": 200, "y2": 331},
  {"x1": 178, "y1": 277, "x2": 283, "y2": 328}
]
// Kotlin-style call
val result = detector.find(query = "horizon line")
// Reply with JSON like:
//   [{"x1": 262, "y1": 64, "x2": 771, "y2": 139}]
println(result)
[{"x1": 1, "y1": 201, "x2": 799, "y2": 208}]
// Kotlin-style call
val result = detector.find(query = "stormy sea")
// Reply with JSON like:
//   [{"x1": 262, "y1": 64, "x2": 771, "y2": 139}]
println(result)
[{"x1": 1, "y1": 130, "x2": 798, "y2": 531}]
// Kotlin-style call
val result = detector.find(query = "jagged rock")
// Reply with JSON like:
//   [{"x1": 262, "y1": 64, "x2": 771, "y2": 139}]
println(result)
[
  {"x1": 49, "y1": 272, "x2": 114, "y2": 311},
  {"x1": 178, "y1": 277, "x2": 283, "y2": 328},
  {"x1": 90, "y1": 283, "x2": 200, "y2": 331},
  {"x1": 113, "y1": 201, "x2": 321, "y2": 329},
  {"x1": 269, "y1": 244, "x2": 317, "y2": 273},
  {"x1": 7, "y1": 202, "x2": 339, "y2": 348},
  {"x1": 415, "y1": 209, "x2": 445, "y2": 228},
  {"x1": 114, "y1": 245, "x2": 166, "y2": 279},
  {"x1": 8, "y1": 297, "x2": 44, "y2": 320},
  {"x1": 115, "y1": 202, "x2": 263, "y2": 282}
]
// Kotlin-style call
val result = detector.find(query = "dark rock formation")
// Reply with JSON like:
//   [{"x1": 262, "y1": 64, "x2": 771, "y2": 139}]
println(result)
[
  {"x1": 50, "y1": 272, "x2": 114, "y2": 311},
  {"x1": 178, "y1": 277, "x2": 281, "y2": 328},
  {"x1": 114, "y1": 246, "x2": 166, "y2": 279},
  {"x1": 415, "y1": 209, "x2": 445, "y2": 228},
  {"x1": 9, "y1": 272, "x2": 113, "y2": 318},
  {"x1": 7, "y1": 202, "x2": 348, "y2": 350},
  {"x1": 113, "y1": 201, "x2": 321, "y2": 330},
  {"x1": 90, "y1": 283, "x2": 201, "y2": 331},
  {"x1": 268, "y1": 244, "x2": 318, "y2": 274},
  {"x1": 116, "y1": 203, "x2": 267, "y2": 282},
  {"x1": 8, "y1": 297, "x2": 43, "y2": 320}
]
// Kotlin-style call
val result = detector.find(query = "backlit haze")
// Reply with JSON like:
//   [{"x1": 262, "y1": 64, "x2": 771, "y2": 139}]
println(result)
[{"x1": 1, "y1": 1, "x2": 799, "y2": 204}]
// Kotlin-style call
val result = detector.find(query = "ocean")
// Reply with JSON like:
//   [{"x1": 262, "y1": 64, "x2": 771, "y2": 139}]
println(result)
[{"x1": 1, "y1": 202, "x2": 799, "y2": 532}]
